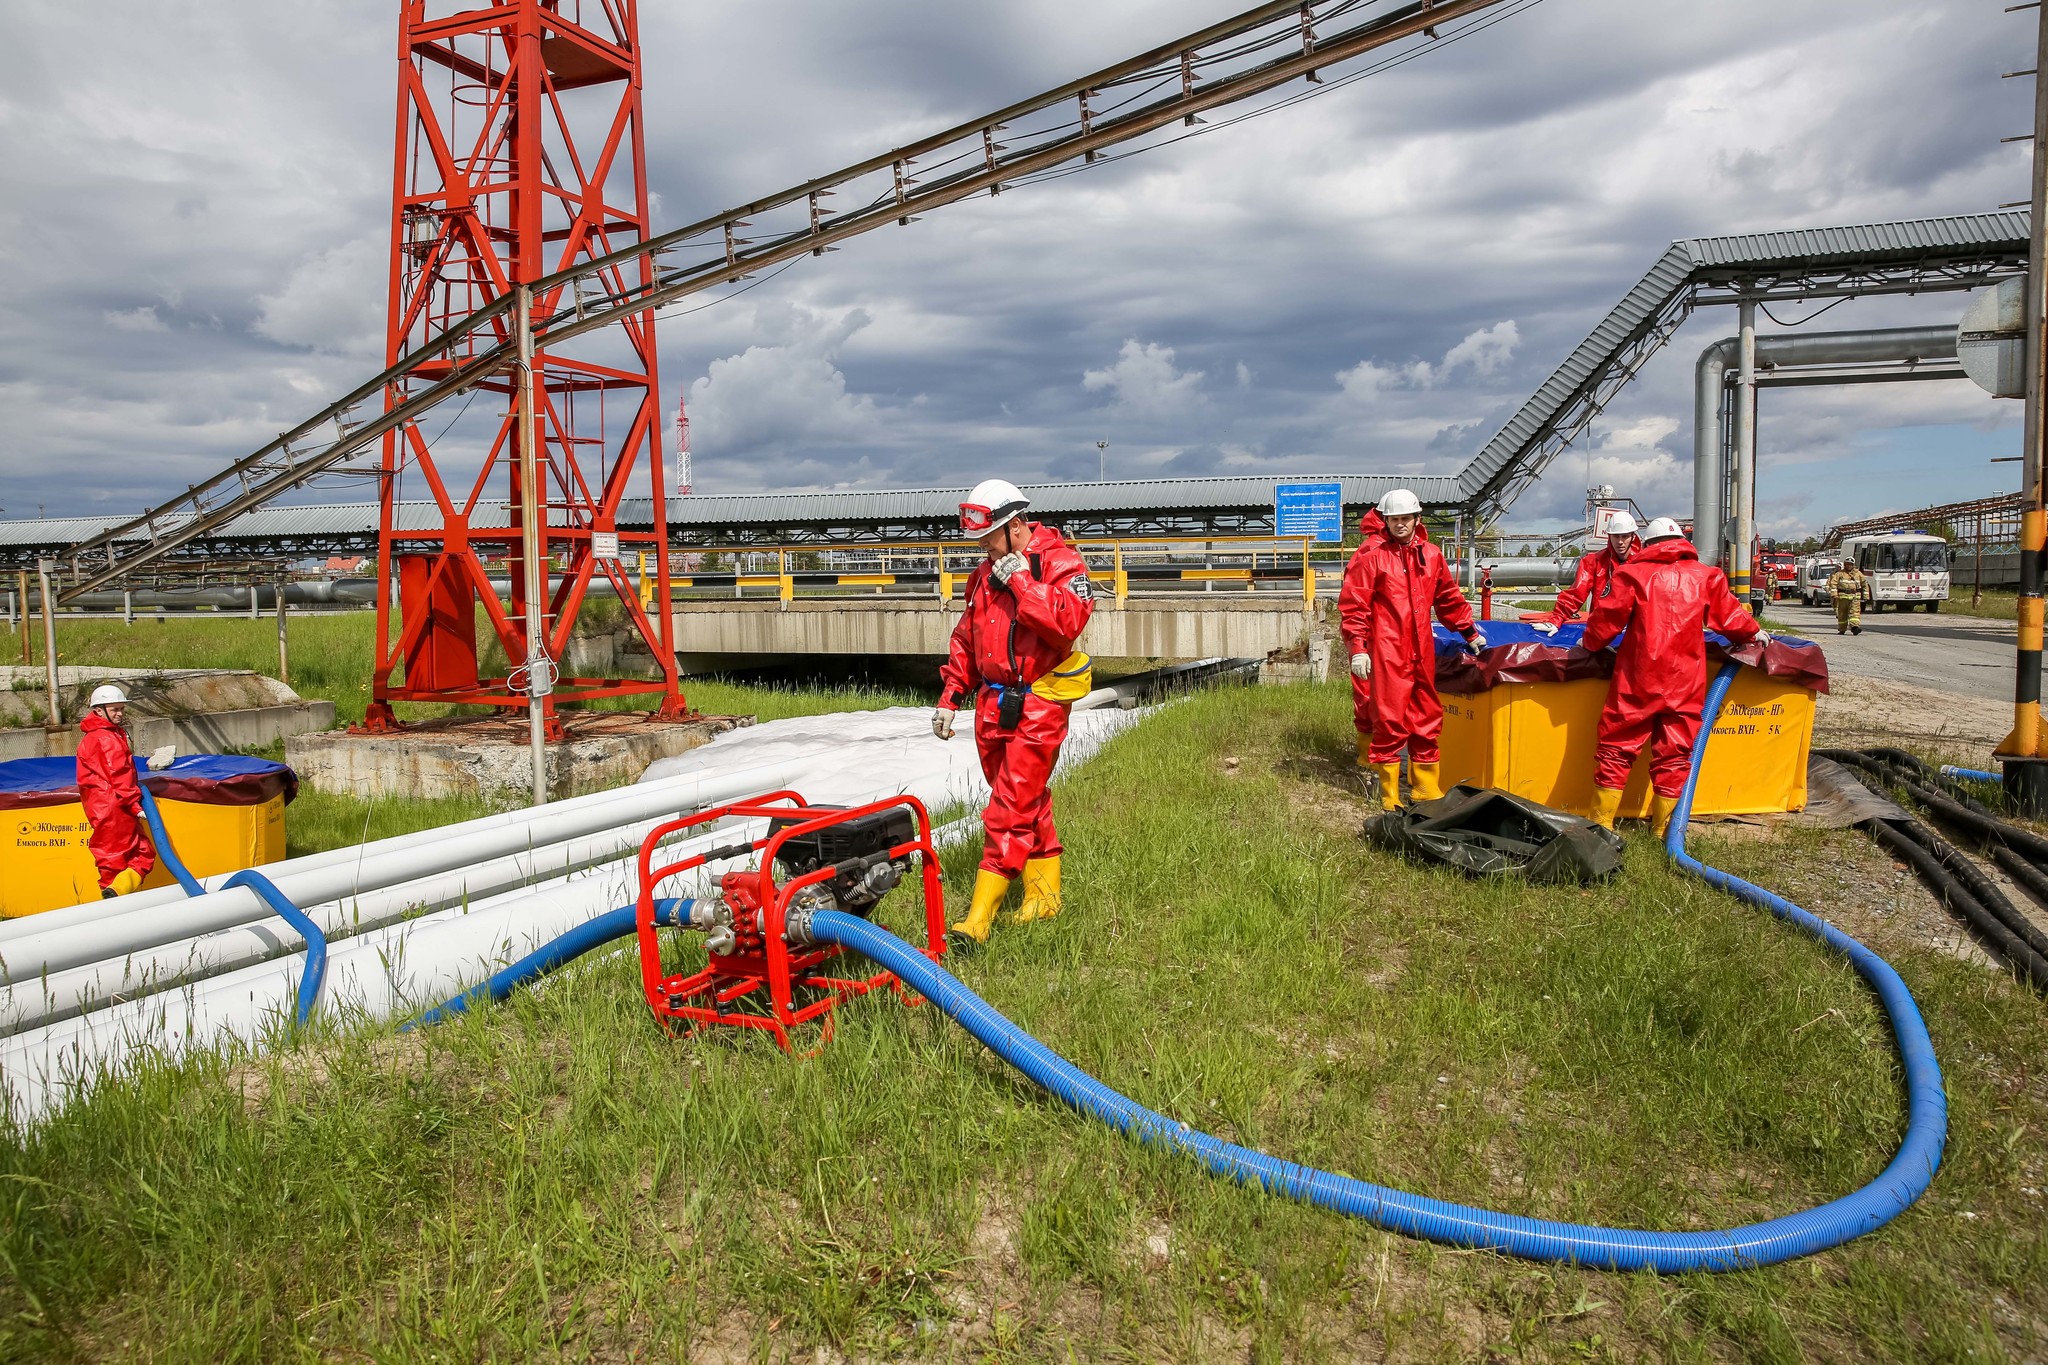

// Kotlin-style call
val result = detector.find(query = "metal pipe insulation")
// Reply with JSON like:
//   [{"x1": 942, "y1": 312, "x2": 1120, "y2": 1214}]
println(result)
[
  {"x1": 1691, "y1": 326, "x2": 1959, "y2": 566},
  {"x1": 0, "y1": 817, "x2": 770, "y2": 1124},
  {"x1": 0, "y1": 801, "x2": 744, "y2": 1037},
  {"x1": 0, "y1": 759, "x2": 809, "y2": 983},
  {"x1": 0, "y1": 757, "x2": 807, "y2": 948}
]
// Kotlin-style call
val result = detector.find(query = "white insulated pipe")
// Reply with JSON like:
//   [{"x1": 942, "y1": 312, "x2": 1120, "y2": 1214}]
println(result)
[
  {"x1": 1, "y1": 814, "x2": 800, "y2": 1125},
  {"x1": 0, "y1": 758, "x2": 808, "y2": 984},
  {"x1": 0, "y1": 755, "x2": 807, "y2": 947},
  {"x1": 0, "y1": 800, "x2": 740, "y2": 1037}
]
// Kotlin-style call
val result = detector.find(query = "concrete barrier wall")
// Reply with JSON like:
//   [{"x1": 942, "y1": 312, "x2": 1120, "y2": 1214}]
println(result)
[{"x1": 670, "y1": 598, "x2": 1313, "y2": 661}]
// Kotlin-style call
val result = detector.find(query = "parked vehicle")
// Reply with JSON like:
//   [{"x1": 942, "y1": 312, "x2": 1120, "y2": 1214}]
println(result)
[
  {"x1": 1840, "y1": 531, "x2": 1951, "y2": 612},
  {"x1": 1760, "y1": 551, "x2": 1799, "y2": 600},
  {"x1": 1797, "y1": 555, "x2": 1841, "y2": 607}
]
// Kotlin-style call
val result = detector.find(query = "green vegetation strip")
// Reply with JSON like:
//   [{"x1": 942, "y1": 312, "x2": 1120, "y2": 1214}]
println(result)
[{"x1": 3, "y1": 680, "x2": 2044, "y2": 1359}]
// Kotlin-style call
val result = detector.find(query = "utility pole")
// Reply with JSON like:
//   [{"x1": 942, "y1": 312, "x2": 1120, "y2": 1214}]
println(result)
[
  {"x1": 515, "y1": 282, "x2": 551, "y2": 806},
  {"x1": 2003, "y1": 0, "x2": 2048, "y2": 806},
  {"x1": 1732, "y1": 297, "x2": 1759, "y2": 614},
  {"x1": 36, "y1": 558, "x2": 60, "y2": 741}
]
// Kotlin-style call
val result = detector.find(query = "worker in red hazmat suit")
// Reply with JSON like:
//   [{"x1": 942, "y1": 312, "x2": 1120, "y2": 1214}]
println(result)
[
  {"x1": 1347, "y1": 489, "x2": 1484, "y2": 811},
  {"x1": 1580, "y1": 517, "x2": 1765, "y2": 836},
  {"x1": 1338, "y1": 506, "x2": 1399, "y2": 767},
  {"x1": 1528, "y1": 512, "x2": 1640, "y2": 633},
  {"x1": 934, "y1": 478, "x2": 1095, "y2": 944},
  {"x1": 75, "y1": 683, "x2": 155, "y2": 897}
]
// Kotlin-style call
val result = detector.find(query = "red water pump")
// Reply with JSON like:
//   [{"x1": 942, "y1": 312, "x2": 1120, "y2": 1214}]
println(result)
[{"x1": 634, "y1": 792, "x2": 947, "y2": 1050}]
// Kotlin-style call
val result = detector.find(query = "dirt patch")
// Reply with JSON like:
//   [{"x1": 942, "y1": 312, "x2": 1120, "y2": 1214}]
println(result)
[
  {"x1": 1715, "y1": 827, "x2": 2004, "y2": 973},
  {"x1": 1815, "y1": 675, "x2": 2012, "y2": 754},
  {"x1": 224, "y1": 1027, "x2": 432, "y2": 1113}
]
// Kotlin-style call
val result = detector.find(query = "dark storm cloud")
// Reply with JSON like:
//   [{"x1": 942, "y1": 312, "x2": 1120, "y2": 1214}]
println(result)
[{"x1": 0, "y1": 0, "x2": 2030, "y2": 535}]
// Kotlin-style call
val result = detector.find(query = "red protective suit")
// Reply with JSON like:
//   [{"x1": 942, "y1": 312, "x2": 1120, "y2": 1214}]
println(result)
[
  {"x1": 1581, "y1": 537, "x2": 1759, "y2": 796},
  {"x1": 938, "y1": 522, "x2": 1095, "y2": 878},
  {"x1": 1530, "y1": 537, "x2": 1638, "y2": 626},
  {"x1": 76, "y1": 711, "x2": 155, "y2": 891},
  {"x1": 1338, "y1": 509, "x2": 1388, "y2": 735},
  {"x1": 1347, "y1": 530, "x2": 1477, "y2": 765}
]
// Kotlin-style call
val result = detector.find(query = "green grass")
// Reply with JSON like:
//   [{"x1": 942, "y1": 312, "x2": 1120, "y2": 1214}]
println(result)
[
  {"x1": 3, "y1": 679, "x2": 2043, "y2": 1360},
  {"x1": 1928, "y1": 590, "x2": 2018, "y2": 623}
]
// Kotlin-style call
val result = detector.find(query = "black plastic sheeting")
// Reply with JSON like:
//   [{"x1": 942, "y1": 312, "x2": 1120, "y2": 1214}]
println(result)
[{"x1": 1365, "y1": 784, "x2": 1625, "y2": 884}]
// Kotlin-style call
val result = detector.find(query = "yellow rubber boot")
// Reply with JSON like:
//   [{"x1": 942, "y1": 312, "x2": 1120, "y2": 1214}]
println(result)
[
  {"x1": 1013, "y1": 856, "x2": 1062, "y2": 924},
  {"x1": 1410, "y1": 762, "x2": 1443, "y2": 803},
  {"x1": 1649, "y1": 793, "x2": 1681, "y2": 839},
  {"x1": 1372, "y1": 761, "x2": 1404, "y2": 811},
  {"x1": 1354, "y1": 733, "x2": 1373, "y2": 769},
  {"x1": 1589, "y1": 786, "x2": 1624, "y2": 831},
  {"x1": 950, "y1": 870, "x2": 1012, "y2": 944},
  {"x1": 109, "y1": 867, "x2": 144, "y2": 897}
]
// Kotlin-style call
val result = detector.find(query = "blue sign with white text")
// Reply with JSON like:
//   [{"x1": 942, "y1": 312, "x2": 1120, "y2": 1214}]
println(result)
[{"x1": 1274, "y1": 481, "x2": 1344, "y2": 542}]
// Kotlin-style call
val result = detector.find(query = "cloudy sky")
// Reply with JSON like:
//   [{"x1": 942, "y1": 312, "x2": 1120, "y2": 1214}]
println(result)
[{"x1": 0, "y1": 0, "x2": 2032, "y2": 535}]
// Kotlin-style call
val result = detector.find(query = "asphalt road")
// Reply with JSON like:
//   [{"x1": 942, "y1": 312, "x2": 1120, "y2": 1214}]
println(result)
[{"x1": 1771, "y1": 601, "x2": 2017, "y2": 702}]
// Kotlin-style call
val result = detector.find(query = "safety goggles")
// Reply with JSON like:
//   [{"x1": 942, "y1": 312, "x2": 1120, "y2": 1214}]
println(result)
[{"x1": 959, "y1": 501, "x2": 1026, "y2": 534}]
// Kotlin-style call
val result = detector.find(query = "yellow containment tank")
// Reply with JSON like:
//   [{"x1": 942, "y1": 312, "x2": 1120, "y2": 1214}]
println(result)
[
  {"x1": 0, "y1": 754, "x2": 295, "y2": 918},
  {"x1": 1431, "y1": 625, "x2": 1824, "y2": 821}
]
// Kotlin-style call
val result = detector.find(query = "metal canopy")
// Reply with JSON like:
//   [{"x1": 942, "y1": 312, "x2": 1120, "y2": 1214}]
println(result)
[
  {"x1": 1458, "y1": 211, "x2": 2030, "y2": 524},
  {"x1": 0, "y1": 475, "x2": 1464, "y2": 565}
]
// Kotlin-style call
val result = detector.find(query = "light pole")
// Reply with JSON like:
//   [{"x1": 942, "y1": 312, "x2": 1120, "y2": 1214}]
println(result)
[{"x1": 1096, "y1": 440, "x2": 1108, "y2": 482}]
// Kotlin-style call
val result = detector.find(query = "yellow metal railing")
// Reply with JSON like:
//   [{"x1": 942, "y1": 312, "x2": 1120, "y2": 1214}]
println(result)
[{"x1": 645, "y1": 535, "x2": 1342, "y2": 611}]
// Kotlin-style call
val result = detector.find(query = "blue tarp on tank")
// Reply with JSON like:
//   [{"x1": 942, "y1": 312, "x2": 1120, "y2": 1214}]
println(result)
[{"x1": 0, "y1": 754, "x2": 297, "y2": 810}]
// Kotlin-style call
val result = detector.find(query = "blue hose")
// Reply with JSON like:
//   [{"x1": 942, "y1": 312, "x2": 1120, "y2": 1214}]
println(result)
[
  {"x1": 137, "y1": 786, "x2": 328, "y2": 1027},
  {"x1": 801, "y1": 664, "x2": 1946, "y2": 1271},
  {"x1": 401, "y1": 665, "x2": 1946, "y2": 1270},
  {"x1": 403, "y1": 898, "x2": 692, "y2": 1031},
  {"x1": 1939, "y1": 765, "x2": 2001, "y2": 783}
]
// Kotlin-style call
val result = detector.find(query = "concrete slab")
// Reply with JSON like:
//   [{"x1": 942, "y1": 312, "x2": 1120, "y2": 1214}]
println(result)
[{"x1": 287, "y1": 710, "x2": 754, "y2": 801}]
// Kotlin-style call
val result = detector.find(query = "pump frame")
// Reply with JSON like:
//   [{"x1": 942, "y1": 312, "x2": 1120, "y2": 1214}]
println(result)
[{"x1": 633, "y1": 791, "x2": 947, "y2": 1051}]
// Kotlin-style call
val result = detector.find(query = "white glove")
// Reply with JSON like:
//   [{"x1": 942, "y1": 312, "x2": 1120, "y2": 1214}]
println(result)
[
  {"x1": 1531, "y1": 621, "x2": 1559, "y2": 637},
  {"x1": 1349, "y1": 652, "x2": 1372, "y2": 680},
  {"x1": 1465, "y1": 631, "x2": 1487, "y2": 656},
  {"x1": 932, "y1": 707, "x2": 956, "y2": 741},
  {"x1": 991, "y1": 552, "x2": 1028, "y2": 585},
  {"x1": 1753, "y1": 629, "x2": 1773, "y2": 647}
]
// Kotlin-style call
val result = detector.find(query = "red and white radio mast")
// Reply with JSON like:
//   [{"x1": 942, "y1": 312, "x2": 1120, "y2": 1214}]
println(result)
[
  {"x1": 674, "y1": 392, "x2": 692, "y2": 497},
  {"x1": 365, "y1": 0, "x2": 683, "y2": 734}
]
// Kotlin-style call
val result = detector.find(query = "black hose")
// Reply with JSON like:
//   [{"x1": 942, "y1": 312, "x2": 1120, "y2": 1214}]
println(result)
[
  {"x1": 1863, "y1": 821, "x2": 2048, "y2": 992},
  {"x1": 1988, "y1": 843, "x2": 2048, "y2": 916},
  {"x1": 1820, "y1": 749, "x2": 2048, "y2": 867},
  {"x1": 1888, "y1": 819, "x2": 2048, "y2": 967}
]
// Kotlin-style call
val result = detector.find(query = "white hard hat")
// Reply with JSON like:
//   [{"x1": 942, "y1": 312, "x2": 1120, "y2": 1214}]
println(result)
[
  {"x1": 1605, "y1": 511, "x2": 1639, "y2": 536},
  {"x1": 960, "y1": 478, "x2": 1030, "y2": 535},
  {"x1": 1641, "y1": 517, "x2": 1685, "y2": 543},
  {"x1": 88, "y1": 684, "x2": 128, "y2": 708},
  {"x1": 1376, "y1": 488, "x2": 1423, "y2": 517}
]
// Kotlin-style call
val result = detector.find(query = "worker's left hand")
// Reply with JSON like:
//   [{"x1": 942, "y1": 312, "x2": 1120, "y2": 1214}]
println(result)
[
  {"x1": 1530, "y1": 621, "x2": 1559, "y2": 637},
  {"x1": 991, "y1": 552, "x2": 1029, "y2": 585},
  {"x1": 1464, "y1": 630, "x2": 1487, "y2": 656},
  {"x1": 932, "y1": 707, "x2": 957, "y2": 741}
]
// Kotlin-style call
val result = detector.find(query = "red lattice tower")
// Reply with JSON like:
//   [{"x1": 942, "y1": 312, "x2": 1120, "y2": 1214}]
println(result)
[{"x1": 365, "y1": 0, "x2": 682, "y2": 733}]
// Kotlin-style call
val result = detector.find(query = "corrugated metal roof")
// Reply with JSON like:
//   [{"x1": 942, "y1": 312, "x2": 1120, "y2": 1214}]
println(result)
[
  {"x1": 1457, "y1": 211, "x2": 2029, "y2": 504},
  {"x1": 644, "y1": 474, "x2": 1463, "y2": 526},
  {"x1": 0, "y1": 476, "x2": 1467, "y2": 551}
]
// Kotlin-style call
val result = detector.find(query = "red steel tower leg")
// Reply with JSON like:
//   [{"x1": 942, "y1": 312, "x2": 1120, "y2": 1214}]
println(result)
[{"x1": 365, "y1": 0, "x2": 682, "y2": 734}]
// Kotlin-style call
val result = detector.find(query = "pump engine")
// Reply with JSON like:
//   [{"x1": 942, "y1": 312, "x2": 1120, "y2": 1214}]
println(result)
[{"x1": 634, "y1": 793, "x2": 946, "y2": 1050}]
